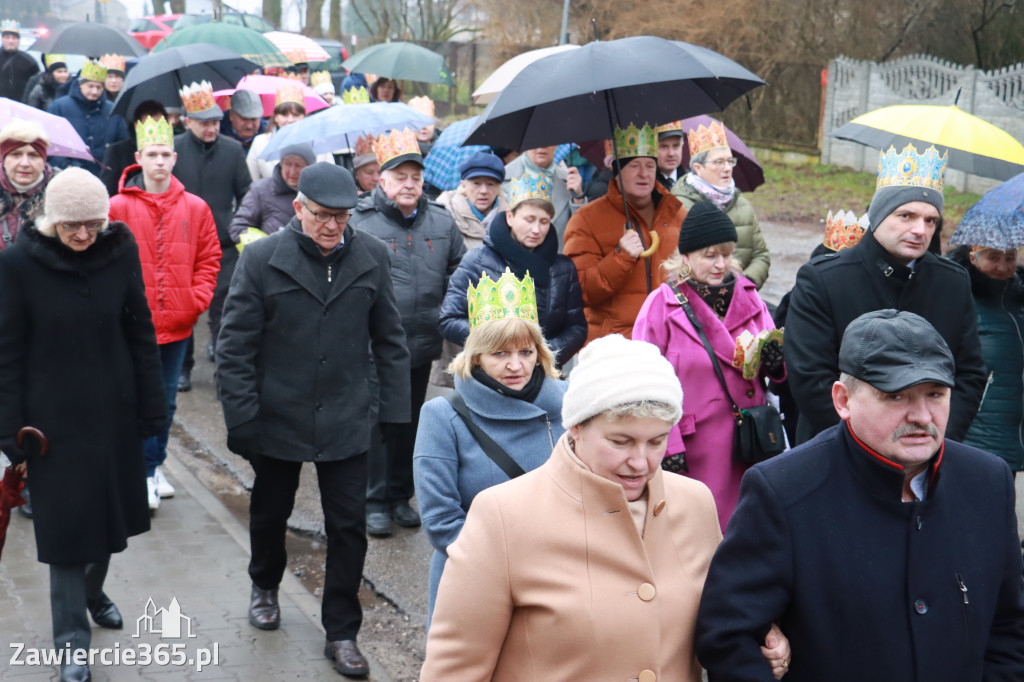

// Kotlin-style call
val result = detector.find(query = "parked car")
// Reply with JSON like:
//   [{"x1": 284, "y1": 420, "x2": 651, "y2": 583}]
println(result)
[{"x1": 128, "y1": 14, "x2": 181, "y2": 50}]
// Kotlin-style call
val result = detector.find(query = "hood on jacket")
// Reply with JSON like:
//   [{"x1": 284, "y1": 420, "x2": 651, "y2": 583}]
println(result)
[{"x1": 116, "y1": 163, "x2": 186, "y2": 203}]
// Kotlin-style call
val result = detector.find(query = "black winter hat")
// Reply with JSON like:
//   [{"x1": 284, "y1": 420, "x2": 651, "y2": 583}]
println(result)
[
  {"x1": 298, "y1": 162, "x2": 358, "y2": 210},
  {"x1": 677, "y1": 200, "x2": 738, "y2": 254}
]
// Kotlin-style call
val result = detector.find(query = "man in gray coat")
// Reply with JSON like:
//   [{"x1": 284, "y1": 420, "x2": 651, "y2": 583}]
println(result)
[
  {"x1": 350, "y1": 129, "x2": 466, "y2": 538},
  {"x1": 217, "y1": 163, "x2": 410, "y2": 678}
]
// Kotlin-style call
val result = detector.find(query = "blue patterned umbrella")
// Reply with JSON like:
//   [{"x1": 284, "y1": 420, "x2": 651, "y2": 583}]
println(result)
[{"x1": 949, "y1": 172, "x2": 1024, "y2": 249}]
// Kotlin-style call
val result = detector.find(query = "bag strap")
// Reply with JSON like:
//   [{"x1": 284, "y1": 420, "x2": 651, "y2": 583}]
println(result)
[
  {"x1": 668, "y1": 282, "x2": 742, "y2": 422},
  {"x1": 444, "y1": 392, "x2": 527, "y2": 479}
]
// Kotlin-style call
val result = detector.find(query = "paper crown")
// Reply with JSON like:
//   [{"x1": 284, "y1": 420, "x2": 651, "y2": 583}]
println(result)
[
  {"x1": 408, "y1": 96, "x2": 435, "y2": 118},
  {"x1": 467, "y1": 268, "x2": 539, "y2": 330},
  {"x1": 310, "y1": 71, "x2": 332, "y2": 87},
  {"x1": 688, "y1": 120, "x2": 729, "y2": 157},
  {"x1": 43, "y1": 54, "x2": 66, "y2": 68},
  {"x1": 823, "y1": 209, "x2": 868, "y2": 252},
  {"x1": 354, "y1": 133, "x2": 375, "y2": 158},
  {"x1": 99, "y1": 54, "x2": 126, "y2": 73},
  {"x1": 342, "y1": 86, "x2": 370, "y2": 104},
  {"x1": 611, "y1": 123, "x2": 657, "y2": 159},
  {"x1": 656, "y1": 120, "x2": 684, "y2": 135},
  {"x1": 373, "y1": 127, "x2": 422, "y2": 168},
  {"x1": 508, "y1": 172, "x2": 552, "y2": 208},
  {"x1": 876, "y1": 143, "x2": 947, "y2": 192},
  {"x1": 0, "y1": 20, "x2": 18, "y2": 34},
  {"x1": 79, "y1": 61, "x2": 108, "y2": 83},
  {"x1": 135, "y1": 116, "x2": 174, "y2": 151},
  {"x1": 179, "y1": 81, "x2": 218, "y2": 115},
  {"x1": 275, "y1": 83, "x2": 304, "y2": 107},
  {"x1": 285, "y1": 49, "x2": 306, "y2": 65}
]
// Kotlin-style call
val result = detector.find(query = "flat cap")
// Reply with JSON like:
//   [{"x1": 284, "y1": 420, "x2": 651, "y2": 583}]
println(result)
[
  {"x1": 231, "y1": 89, "x2": 264, "y2": 119},
  {"x1": 460, "y1": 151, "x2": 505, "y2": 182},
  {"x1": 838, "y1": 309, "x2": 955, "y2": 393},
  {"x1": 298, "y1": 163, "x2": 358, "y2": 210}
]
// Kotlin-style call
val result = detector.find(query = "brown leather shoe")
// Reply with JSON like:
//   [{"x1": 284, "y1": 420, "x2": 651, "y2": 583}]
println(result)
[
  {"x1": 324, "y1": 639, "x2": 369, "y2": 678},
  {"x1": 248, "y1": 584, "x2": 280, "y2": 630}
]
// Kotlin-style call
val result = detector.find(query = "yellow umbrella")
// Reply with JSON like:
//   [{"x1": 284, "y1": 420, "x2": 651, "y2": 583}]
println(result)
[{"x1": 829, "y1": 104, "x2": 1024, "y2": 181}]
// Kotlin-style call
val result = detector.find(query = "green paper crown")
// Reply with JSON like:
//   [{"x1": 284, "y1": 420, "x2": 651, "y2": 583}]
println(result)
[
  {"x1": 876, "y1": 143, "x2": 947, "y2": 192},
  {"x1": 79, "y1": 60, "x2": 108, "y2": 83},
  {"x1": 611, "y1": 122, "x2": 657, "y2": 160},
  {"x1": 467, "y1": 268, "x2": 538, "y2": 330},
  {"x1": 135, "y1": 116, "x2": 174, "y2": 151},
  {"x1": 343, "y1": 86, "x2": 370, "y2": 104},
  {"x1": 508, "y1": 172, "x2": 552, "y2": 208}
]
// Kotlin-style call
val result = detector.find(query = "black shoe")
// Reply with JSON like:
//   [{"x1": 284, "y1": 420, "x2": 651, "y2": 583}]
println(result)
[
  {"x1": 18, "y1": 487, "x2": 32, "y2": 519},
  {"x1": 177, "y1": 371, "x2": 192, "y2": 393},
  {"x1": 390, "y1": 502, "x2": 421, "y2": 528},
  {"x1": 365, "y1": 511, "x2": 392, "y2": 538},
  {"x1": 206, "y1": 340, "x2": 216, "y2": 363},
  {"x1": 248, "y1": 584, "x2": 280, "y2": 630},
  {"x1": 324, "y1": 639, "x2": 369, "y2": 678},
  {"x1": 87, "y1": 593, "x2": 123, "y2": 629}
]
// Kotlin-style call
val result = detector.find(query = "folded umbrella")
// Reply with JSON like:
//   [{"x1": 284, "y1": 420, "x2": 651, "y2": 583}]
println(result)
[
  {"x1": 214, "y1": 75, "x2": 329, "y2": 119},
  {"x1": 949, "y1": 172, "x2": 1024, "y2": 249},
  {"x1": 31, "y1": 21, "x2": 146, "y2": 57},
  {"x1": 342, "y1": 42, "x2": 454, "y2": 86},
  {"x1": 0, "y1": 98, "x2": 93, "y2": 162},
  {"x1": 0, "y1": 426, "x2": 48, "y2": 563}
]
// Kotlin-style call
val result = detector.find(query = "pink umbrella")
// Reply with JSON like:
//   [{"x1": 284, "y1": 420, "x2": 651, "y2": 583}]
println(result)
[
  {"x1": 263, "y1": 32, "x2": 330, "y2": 63},
  {"x1": 0, "y1": 98, "x2": 94, "y2": 163},
  {"x1": 214, "y1": 75, "x2": 329, "y2": 118}
]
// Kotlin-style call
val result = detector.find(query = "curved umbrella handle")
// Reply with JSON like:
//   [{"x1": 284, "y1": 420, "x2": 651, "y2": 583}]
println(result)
[{"x1": 17, "y1": 426, "x2": 48, "y2": 457}]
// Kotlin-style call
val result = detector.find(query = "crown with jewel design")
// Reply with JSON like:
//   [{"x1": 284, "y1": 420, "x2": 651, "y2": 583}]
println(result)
[
  {"x1": 0, "y1": 20, "x2": 18, "y2": 35},
  {"x1": 656, "y1": 120, "x2": 684, "y2": 138},
  {"x1": 43, "y1": 54, "x2": 66, "y2": 68},
  {"x1": 342, "y1": 86, "x2": 370, "y2": 104},
  {"x1": 275, "y1": 83, "x2": 304, "y2": 107},
  {"x1": 79, "y1": 60, "x2": 108, "y2": 83},
  {"x1": 467, "y1": 268, "x2": 539, "y2": 330},
  {"x1": 611, "y1": 123, "x2": 657, "y2": 160},
  {"x1": 373, "y1": 127, "x2": 422, "y2": 169},
  {"x1": 688, "y1": 120, "x2": 729, "y2": 157},
  {"x1": 354, "y1": 133, "x2": 375, "y2": 158},
  {"x1": 179, "y1": 81, "x2": 218, "y2": 115},
  {"x1": 135, "y1": 116, "x2": 174, "y2": 151},
  {"x1": 310, "y1": 71, "x2": 332, "y2": 87},
  {"x1": 508, "y1": 172, "x2": 552, "y2": 209},
  {"x1": 99, "y1": 54, "x2": 126, "y2": 73},
  {"x1": 876, "y1": 143, "x2": 947, "y2": 192},
  {"x1": 823, "y1": 209, "x2": 868, "y2": 252},
  {"x1": 408, "y1": 96, "x2": 435, "y2": 118}
]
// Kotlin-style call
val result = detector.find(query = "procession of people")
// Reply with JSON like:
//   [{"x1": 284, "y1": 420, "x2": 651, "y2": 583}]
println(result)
[{"x1": 0, "y1": 17, "x2": 1022, "y2": 682}]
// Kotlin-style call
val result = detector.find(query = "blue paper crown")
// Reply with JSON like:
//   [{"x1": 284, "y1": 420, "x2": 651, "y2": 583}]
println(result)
[
  {"x1": 508, "y1": 172, "x2": 552, "y2": 208},
  {"x1": 876, "y1": 143, "x2": 947, "y2": 192}
]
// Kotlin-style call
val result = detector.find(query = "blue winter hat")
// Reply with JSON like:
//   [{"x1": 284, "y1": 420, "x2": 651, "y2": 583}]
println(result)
[{"x1": 459, "y1": 152, "x2": 505, "y2": 182}]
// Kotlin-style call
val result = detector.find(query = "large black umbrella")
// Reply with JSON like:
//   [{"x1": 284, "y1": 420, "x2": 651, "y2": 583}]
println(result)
[
  {"x1": 112, "y1": 44, "x2": 260, "y2": 117},
  {"x1": 31, "y1": 21, "x2": 146, "y2": 58},
  {"x1": 464, "y1": 36, "x2": 764, "y2": 150}
]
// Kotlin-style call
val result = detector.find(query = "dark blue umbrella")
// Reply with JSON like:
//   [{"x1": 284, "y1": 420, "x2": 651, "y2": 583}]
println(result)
[{"x1": 950, "y1": 172, "x2": 1024, "y2": 249}]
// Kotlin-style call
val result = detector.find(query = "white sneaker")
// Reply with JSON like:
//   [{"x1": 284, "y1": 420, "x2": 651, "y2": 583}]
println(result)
[
  {"x1": 154, "y1": 467, "x2": 175, "y2": 498},
  {"x1": 147, "y1": 477, "x2": 160, "y2": 512}
]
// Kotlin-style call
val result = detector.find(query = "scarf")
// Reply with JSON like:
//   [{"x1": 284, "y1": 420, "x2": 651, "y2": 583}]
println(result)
[
  {"x1": 685, "y1": 172, "x2": 736, "y2": 211},
  {"x1": 471, "y1": 364, "x2": 545, "y2": 403},
  {"x1": 488, "y1": 211, "x2": 557, "y2": 288},
  {"x1": 520, "y1": 153, "x2": 556, "y2": 182},
  {"x1": 0, "y1": 164, "x2": 50, "y2": 248},
  {"x1": 688, "y1": 271, "x2": 736, "y2": 319}
]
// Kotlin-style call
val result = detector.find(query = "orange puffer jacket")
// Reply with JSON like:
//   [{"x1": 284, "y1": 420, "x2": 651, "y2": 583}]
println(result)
[{"x1": 109, "y1": 165, "x2": 221, "y2": 344}]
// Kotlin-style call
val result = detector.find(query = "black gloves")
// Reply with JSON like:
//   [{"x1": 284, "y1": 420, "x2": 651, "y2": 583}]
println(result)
[
  {"x1": 378, "y1": 422, "x2": 404, "y2": 444},
  {"x1": 661, "y1": 452, "x2": 688, "y2": 473},
  {"x1": 139, "y1": 417, "x2": 166, "y2": 439},
  {"x1": 227, "y1": 420, "x2": 261, "y2": 459},
  {"x1": 761, "y1": 339, "x2": 785, "y2": 380},
  {"x1": 0, "y1": 436, "x2": 27, "y2": 465}
]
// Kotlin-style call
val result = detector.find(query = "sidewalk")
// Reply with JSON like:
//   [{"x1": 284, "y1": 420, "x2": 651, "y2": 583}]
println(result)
[{"x1": 0, "y1": 440, "x2": 393, "y2": 681}]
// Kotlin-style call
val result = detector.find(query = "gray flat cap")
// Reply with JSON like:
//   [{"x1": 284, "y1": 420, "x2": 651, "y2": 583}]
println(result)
[
  {"x1": 231, "y1": 89, "x2": 264, "y2": 119},
  {"x1": 298, "y1": 163, "x2": 358, "y2": 210},
  {"x1": 838, "y1": 309, "x2": 955, "y2": 393}
]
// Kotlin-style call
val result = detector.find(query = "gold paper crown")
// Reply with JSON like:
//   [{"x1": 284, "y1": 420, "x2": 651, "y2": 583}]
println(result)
[
  {"x1": 285, "y1": 49, "x2": 306, "y2": 65},
  {"x1": 373, "y1": 127, "x2": 421, "y2": 167},
  {"x1": 0, "y1": 20, "x2": 18, "y2": 34},
  {"x1": 79, "y1": 60, "x2": 108, "y2": 83},
  {"x1": 611, "y1": 123, "x2": 657, "y2": 160},
  {"x1": 275, "y1": 83, "x2": 304, "y2": 107},
  {"x1": 508, "y1": 172, "x2": 552, "y2": 208},
  {"x1": 342, "y1": 86, "x2": 369, "y2": 104},
  {"x1": 408, "y1": 96, "x2": 435, "y2": 118},
  {"x1": 280, "y1": 71, "x2": 303, "y2": 81},
  {"x1": 688, "y1": 120, "x2": 729, "y2": 157},
  {"x1": 876, "y1": 143, "x2": 947, "y2": 192},
  {"x1": 354, "y1": 133, "x2": 375, "y2": 158},
  {"x1": 99, "y1": 54, "x2": 126, "y2": 72},
  {"x1": 310, "y1": 71, "x2": 332, "y2": 87},
  {"x1": 179, "y1": 81, "x2": 217, "y2": 115},
  {"x1": 823, "y1": 209, "x2": 867, "y2": 252},
  {"x1": 43, "y1": 54, "x2": 66, "y2": 68},
  {"x1": 135, "y1": 116, "x2": 174, "y2": 151},
  {"x1": 467, "y1": 268, "x2": 539, "y2": 330},
  {"x1": 656, "y1": 120, "x2": 683, "y2": 134}
]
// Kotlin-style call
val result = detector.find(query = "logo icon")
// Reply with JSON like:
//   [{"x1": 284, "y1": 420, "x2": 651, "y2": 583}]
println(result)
[{"x1": 134, "y1": 597, "x2": 196, "y2": 639}]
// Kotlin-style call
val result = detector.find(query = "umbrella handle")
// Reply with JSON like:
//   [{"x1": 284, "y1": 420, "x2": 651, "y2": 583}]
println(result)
[{"x1": 17, "y1": 427, "x2": 48, "y2": 457}]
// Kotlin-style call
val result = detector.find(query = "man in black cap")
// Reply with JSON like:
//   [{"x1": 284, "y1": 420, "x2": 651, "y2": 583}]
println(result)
[
  {"x1": 654, "y1": 121, "x2": 684, "y2": 190},
  {"x1": 695, "y1": 310, "x2": 1024, "y2": 682},
  {"x1": 0, "y1": 22, "x2": 38, "y2": 102},
  {"x1": 217, "y1": 162, "x2": 410, "y2": 678}
]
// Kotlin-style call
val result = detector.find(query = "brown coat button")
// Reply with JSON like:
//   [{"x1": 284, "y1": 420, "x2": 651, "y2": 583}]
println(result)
[
  {"x1": 746, "y1": 389, "x2": 756, "y2": 398},
  {"x1": 653, "y1": 500, "x2": 666, "y2": 516},
  {"x1": 638, "y1": 583, "x2": 656, "y2": 601},
  {"x1": 639, "y1": 670, "x2": 656, "y2": 682}
]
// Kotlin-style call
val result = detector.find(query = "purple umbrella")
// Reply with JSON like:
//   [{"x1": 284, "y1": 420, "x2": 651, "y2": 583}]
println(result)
[{"x1": 0, "y1": 98, "x2": 95, "y2": 163}]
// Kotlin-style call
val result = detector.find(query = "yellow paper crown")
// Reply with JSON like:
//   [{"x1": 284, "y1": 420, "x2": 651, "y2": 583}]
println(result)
[
  {"x1": 135, "y1": 116, "x2": 174, "y2": 151},
  {"x1": 43, "y1": 54, "x2": 66, "y2": 68},
  {"x1": 99, "y1": 54, "x2": 126, "y2": 72},
  {"x1": 275, "y1": 83, "x2": 304, "y2": 107},
  {"x1": 373, "y1": 127, "x2": 421, "y2": 167},
  {"x1": 876, "y1": 143, "x2": 947, "y2": 192},
  {"x1": 656, "y1": 120, "x2": 683, "y2": 134},
  {"x1": 508, "y1": 172, "x2": 552, "y2": 208},
  {"x1": 611, "y1": 123, "x2": 657, "y2": 160},
  {"x1": 79, "y1": 60, "x2": 108, "y2": 83},
  {"x1": 179, "y1": 81, "x2": 217, "y2": 115},
  {"x1": 342, "y1": 86, "x2": 370, "y2": 104},
  {"x1": 408, "y1": 96, "x2": 435, "y2": 118},
  {"x1": 310, "y1": 71, "x2": 332, "y2": 87},
  {"x1": 467, "y1": 268, "x2": 539, "y2": 330},
  {"x1": 823, "y1": 209, "x2": 867, "y2": 252},
  {"x1": 0, "y1": 20, "x2": 19, "y2": 35},
  {"x1": 354, "y1": 133, "x2": 375, "y2": 158},
  {"x1": 688, "y1": 120, "x2": 729, "y2": 157}
]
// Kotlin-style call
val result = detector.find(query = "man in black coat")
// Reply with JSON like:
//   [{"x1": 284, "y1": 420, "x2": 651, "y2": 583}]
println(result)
[
  {"x1": 0, "y1": 24, "x2": 38, "y2": 103},
  {"x1": 696, "y1": 310, "x2": 1024, "y2": 682},
  {"x1": 785, "y1": 144, "x2": 985, "y2": 444},
  {"x1": 217, "y1": 163, "x2": 410, "y2": 679}
]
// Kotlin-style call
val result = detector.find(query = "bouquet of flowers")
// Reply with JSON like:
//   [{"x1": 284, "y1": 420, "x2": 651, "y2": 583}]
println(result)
[{"x1": 732, "y1": 328, "x2": 785, "y2": 380}]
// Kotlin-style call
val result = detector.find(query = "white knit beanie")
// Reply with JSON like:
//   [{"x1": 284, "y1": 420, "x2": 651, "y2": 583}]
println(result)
[
  {"x1": 562, "y1": 334, "x2": 683, "y2": 428},
  {"x1": 44, "y1": 168, "x2": 109, "y2": 225}
]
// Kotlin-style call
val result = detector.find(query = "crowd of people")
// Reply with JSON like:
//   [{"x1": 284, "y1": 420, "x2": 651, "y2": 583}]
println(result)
[{"x1": 0, "y1": 21, "x2": 1022, "y2": 682}]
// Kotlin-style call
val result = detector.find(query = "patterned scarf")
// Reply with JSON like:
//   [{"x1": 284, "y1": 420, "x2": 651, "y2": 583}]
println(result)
[
  {"x1": 688, "y1": 271, "x2": 736, "y2": 319},
  {"x1": 685, "y1": 172, "x2": 736, "y2": 211}
]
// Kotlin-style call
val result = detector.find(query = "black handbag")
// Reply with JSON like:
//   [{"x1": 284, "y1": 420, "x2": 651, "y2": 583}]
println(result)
[
  {"x1": 444, "y1": 392, "x2": 526, "y2": 479},
  {"x1": 669, "y1": 283, "x2": 785, "y2": 464}
]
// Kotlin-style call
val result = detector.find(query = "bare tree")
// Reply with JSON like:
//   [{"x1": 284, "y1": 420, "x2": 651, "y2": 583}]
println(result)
[
  {"x1": 263, "y1": 0, "x2": 282, "y2": 28},
  {"x1": 304, "y1": 0, "x2": 326, "y2": 35},
  {"x1": 329, "y1": 0, "x2": 343, "y2": 40}
]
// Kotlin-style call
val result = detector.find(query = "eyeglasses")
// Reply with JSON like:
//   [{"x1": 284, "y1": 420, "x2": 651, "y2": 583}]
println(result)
[
  {"x1": 704, "y1": 157, "x2": 738, "y2": 168},
  {"x1": 302, "y1": 205, "x2": 351, "y2": 225},
  {"x1": 58, "y1": 220, "x2": 105, "y2": 233}
]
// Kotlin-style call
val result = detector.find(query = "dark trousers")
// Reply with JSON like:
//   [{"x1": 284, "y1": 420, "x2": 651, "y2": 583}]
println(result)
[
  {"x1": 50, "y1": 557, "x2": 110, "y2": 674},
  {"x1": 366, "y1": 361, "x2": 432, "y2": 513},
  {"x1": 248, "y1": 453, "x2": 368, "y2": 641},
  {"x1": 143, "y1": 338, "x2": 189, "y2": 476},
  {"x1": 209, "y1": 246, "x2": 239, "y2": 353}
]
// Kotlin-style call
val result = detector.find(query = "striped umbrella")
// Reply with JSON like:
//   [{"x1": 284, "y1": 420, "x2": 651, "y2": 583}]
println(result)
[{"x1": 263, "y1": 32, "x2": 330, "y2": 63}]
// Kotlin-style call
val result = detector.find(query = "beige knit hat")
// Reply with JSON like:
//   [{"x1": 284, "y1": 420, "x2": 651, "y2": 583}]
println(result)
[
  {"x1": 37, "y1": 168, "x2": 109, "y2": 237},
  {"x1": 561, "y1": 334, "x2": 683, "y2": 428}
]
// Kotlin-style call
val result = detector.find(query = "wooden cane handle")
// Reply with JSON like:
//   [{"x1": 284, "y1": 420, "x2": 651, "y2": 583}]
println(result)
[{"x1": 17, "y1": 426, "x2": 48, "y2": 457}]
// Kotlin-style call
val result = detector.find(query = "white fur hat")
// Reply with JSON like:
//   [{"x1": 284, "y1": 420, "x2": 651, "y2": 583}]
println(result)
[
  {"x1": 37, "y1": 168, "x2": 109, "y2": 236},
  {"x1": 0, "y1": 119, "x2": 49, "y2": 149},
  {"x1": 561, "y1": 334, "x2": 683, "y2": 428}
]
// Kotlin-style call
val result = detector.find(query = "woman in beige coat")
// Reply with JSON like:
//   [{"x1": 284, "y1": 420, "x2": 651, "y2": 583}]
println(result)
[{"x1": 422, "y1": 334, "x2": 791, "y2": 681}]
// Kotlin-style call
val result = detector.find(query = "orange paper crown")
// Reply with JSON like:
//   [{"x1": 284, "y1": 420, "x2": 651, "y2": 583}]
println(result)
[
  {"x1": 275, "y1": 83, "x2": 305, "y2": 107},
  {"x1": 656, "y1": 120, "x2": 683, "y2": 134},
  {"x1": 285, "y1": 49, "x2": 306, "y2": 65},
  {"x1": 823, "y1": 209, "x2": 867, "y2": 252},
  {"x1": 179, "y1": 81, "x2": 217, "y2": 115},
  {"x1": 688, "y1": 120, "x2": 729, "y2": 157},
  {"x1": 354, "y1": 133, "x2": 375, "y2": 158},
  {"x1": 373, "y1": 128, "x2": 421, "y2": 168},
  {"x1": 408, "y1": 96, "x2": 435, "y2": 118},
  {"x1": 99, "y1": 54, "x2": 126, "y2": 72}
]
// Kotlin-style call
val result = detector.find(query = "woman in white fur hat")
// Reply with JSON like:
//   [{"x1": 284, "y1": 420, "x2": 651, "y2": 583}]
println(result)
[{"x1": 422, "y1": 333, "x2": 792, "y2": 681}]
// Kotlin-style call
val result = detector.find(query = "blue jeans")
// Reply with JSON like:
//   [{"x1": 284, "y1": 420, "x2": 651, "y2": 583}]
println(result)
[{"x1": 144, "y1": 338, "x2": 189, "y2": 477}]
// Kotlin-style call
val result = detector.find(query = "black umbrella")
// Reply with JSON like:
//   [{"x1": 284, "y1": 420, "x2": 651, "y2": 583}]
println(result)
[
  {"x1": 111, "y1": 44, "x2": 260, "y2": 117},
  {"x1": 31, "y1": 21, "x2": 146, "y2": 58}
]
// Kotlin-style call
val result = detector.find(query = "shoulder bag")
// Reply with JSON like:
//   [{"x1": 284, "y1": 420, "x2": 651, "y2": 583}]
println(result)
[{"x1": 444, "y1": 392, "x2": 526, "y2": 479}]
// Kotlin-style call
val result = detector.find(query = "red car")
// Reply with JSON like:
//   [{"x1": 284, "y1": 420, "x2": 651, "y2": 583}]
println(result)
[{"x1": 128, "y1": 14, "x2": 181, "y2": 51}]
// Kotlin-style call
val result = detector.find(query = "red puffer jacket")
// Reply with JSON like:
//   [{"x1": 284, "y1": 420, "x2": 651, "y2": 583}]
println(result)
[{"x1": 109, "y1": 165, "x2": 221, "y2": 344}]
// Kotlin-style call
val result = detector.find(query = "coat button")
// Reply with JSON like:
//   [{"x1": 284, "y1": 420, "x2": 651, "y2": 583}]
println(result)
[
  {"x1": 653, "y1": 500, "x2": 666, "y2": 516},
  {"x1": 746, "y1": 389, "x2": 755, "y2": 398},
  {"x1": 638, "y1": 583, "x2": 656, "y2": 601},
  {"x1": 914, "y1": 599, "x2": 928, "y2": 614},
  {"x1": 319, "y1": 355, "x2": 327, "y2": 364},
  {"x1": 314, "y1": 449, "x2": 323, "y2": 460},
  {"x1": 639, "y1": 670, "x2": 656, "y2": 682}
]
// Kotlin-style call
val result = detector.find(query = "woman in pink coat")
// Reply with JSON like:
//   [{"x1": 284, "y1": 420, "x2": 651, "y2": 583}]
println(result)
[{"x1": 634, "y1": 201, "x2": 783, "y2": 531}]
